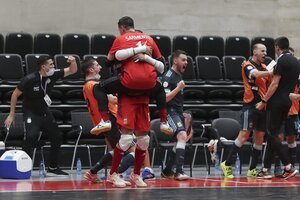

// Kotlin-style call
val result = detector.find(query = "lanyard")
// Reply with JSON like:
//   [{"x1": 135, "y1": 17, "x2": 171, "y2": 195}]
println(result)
[{"x1": 40, "y1": 74, "x2": 49, "y2": 95}]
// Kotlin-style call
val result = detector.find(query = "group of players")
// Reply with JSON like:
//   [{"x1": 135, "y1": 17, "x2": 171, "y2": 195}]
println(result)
[
  {"x1": 4, "y1": 16, "x2": 300, "y2": 187},
  {"x1": 220, "y1": 37, "x2": 300, "y2": 180},
  {"x1": 4, "y1": 16, "x2": 191, "y2": 187}
]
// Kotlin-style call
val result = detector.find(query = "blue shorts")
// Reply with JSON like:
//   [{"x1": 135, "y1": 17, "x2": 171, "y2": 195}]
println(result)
[
  {"x1": 241, "y1": 105, "x2": 266, "y2": 132},
  {"x1": 167, "y1": 109, "x2": 186, "y2": 135}
]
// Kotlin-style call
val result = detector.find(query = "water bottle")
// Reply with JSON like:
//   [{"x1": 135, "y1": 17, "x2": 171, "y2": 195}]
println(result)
[
  {"x1": 214, "y1": 154, "x2": 220, "y2": 175},
  {"x1": 76, "y1": 157, "x2": 82, "y2": 176},
  {"x1": 0, "y1": 141, "x2": 5, "y2": 156},
  {"x1": 39, "y1": 160, "x2": 46, "y2": 178},
  {"x1": 235, "y1": 154, "x2": 240, "y2": 175}
]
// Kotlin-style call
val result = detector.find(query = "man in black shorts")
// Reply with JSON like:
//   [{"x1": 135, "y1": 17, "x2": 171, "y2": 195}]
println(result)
[{"x1": 256, "y1": 37, "x2": 300, "y2": 180}]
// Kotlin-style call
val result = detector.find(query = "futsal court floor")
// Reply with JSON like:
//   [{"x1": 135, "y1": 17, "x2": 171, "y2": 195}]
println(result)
[{"x1": 0, "y1": 167, "x2": 300, "y2": 200}]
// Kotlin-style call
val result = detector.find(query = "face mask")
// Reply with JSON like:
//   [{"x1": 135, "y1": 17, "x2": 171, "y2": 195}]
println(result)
[
  {"x1": 94, "y1": 74, "x2": 101, "y2": 80},
  {"x1": 46, "y1": 68, "x2": 55, "y2": 76}
]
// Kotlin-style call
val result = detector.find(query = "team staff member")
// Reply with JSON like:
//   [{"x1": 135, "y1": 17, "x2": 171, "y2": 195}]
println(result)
[
  {"x1": 160, "y1": 50, "x2": 190, "y2": 180},
  {"x1": 220, "y1": 44, "x2": 272, "y2": 179},
  {"x1": 256, "y1": 36, "x2": 299, "y2": 180},
  {"x1": 4, "y1": 55, "x2": 77, "y2": 176}
]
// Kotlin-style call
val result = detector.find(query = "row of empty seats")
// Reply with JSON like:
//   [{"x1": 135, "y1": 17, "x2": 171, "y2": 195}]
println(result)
[
  {"x1": 0, "y1": 33, "x2": 276, "y2": 60},
  {"x1": 0, "y1": 53, "x2": 272, "y2": 85}
]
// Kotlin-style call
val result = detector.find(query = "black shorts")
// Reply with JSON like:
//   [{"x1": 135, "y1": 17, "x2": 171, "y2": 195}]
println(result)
[
  {"x1": 280, "y1": 115, "x2": 300, "y2": 136},
  {"x1": 266, "y1": 105, "x2": 290, "y2": 136},
  {"x1": 241, "y1": 105, "x2": 266, "y2": 131},
  {"x1": 167, "y1": 109, "x2": 185, "y2": 135}
]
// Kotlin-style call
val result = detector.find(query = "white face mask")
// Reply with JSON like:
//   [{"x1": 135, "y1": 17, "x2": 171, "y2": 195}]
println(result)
[
  {"x1": 94, "y1": 74, "x2": 101, "y2": 80},
  {"x1": 46, "y1": 68, "x2": 55, "y2": 76}
]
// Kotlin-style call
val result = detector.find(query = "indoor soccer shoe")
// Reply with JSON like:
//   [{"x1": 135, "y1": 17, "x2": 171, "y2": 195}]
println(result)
[
  {"x1": 130, "y1": 173, "x2": 147, "y2": 187},
  {"x1": 47, "y1": 167, "x2": 69, "y2": 176},
  {"x1": 207, "y1": 139, "x2": 218, "y2": 163},
  {"x1": 90, "y1": 120, "x2": 112, "y2": 135},
  {"x1": 174, "y1": 171, "x2": 189, "y2": 181},
  {"x1": 142, "y1": 168, "x2": 155, "y2": 180},
  {"x1": 107, "y1": 173, "x2": 127, "y2": 188},
  {"x1": 84, "y1": 171, "x2": 102, "y2": 183},
  {"x1": 161, "y1": 169, "x2": 175, "y2": 179},
  {"x1": 247, "y1": 168, "x2": 258, "y2": 178},
  {"x1": 160, "y1": 122, "x2": 173, "y2": 135},
  {"x1": 281, "y1": 166, "x2": 298, "y2": 180},
  {"x1": 256, "y1": 169, "x2": 272, "y2": 179},
  {"x1": 220, "y1": 161, "x2": 234, "y2": 178}
]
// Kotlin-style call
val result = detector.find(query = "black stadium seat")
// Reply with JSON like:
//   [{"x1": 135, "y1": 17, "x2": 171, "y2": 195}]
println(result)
[
  {"x1": 225, "y1": 36, "x2": 250, "y2": 59},
  {"x1": 173, "y1": 35, "x2": 198, "y2": 59},
  {"x1": 150, "y1": 35, "x2": 172, "y2": 59},
  {"x1": 34, "y1": 33, "x2": 61, "y2": 57},
  {"x1": 63, "y1": 33, "x2": 89, "y2": 59},
  {"x1": 91, "y1": 34, "x2": 115, "y2": 55},
  {"x1": 199, "y1": 36, "x2": 224, "y2": 60},
  {"x1": 5, "y1": 32, "x2": 33, "y2": 58}
]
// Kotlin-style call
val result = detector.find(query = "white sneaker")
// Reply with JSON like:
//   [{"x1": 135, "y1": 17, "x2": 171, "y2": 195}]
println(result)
[
  {"x1": 207, "y1": 139, "x2": 218, "y2": 163},
  {"x1": 90, "y1": 120, "x2": 112, "y2": 135},
  {"x1": 107, "y1": 173, "x2": 126, "y2": 188},
  {"x1": 160, "y1": 122, "x2": 173, "y2": 135},
  {"x1": 130, "y1": 173, "x2": 147, "y2": 187},
  {"x1": 174, "y1": 172, "x2": 189, "y2": 181}
]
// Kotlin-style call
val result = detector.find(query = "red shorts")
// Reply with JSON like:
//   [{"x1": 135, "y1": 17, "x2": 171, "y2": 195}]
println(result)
[{"x1": 117, "y1": 95, "x2": 150, "y2": 132}]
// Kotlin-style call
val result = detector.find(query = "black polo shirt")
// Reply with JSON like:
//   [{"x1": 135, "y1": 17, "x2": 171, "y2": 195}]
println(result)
[
  {"x1": 268, "y1": 50, "x2": 300, "y2": 108},
  {"x1": 17, "y1": 69, "x2": 64, "y2": 115},
  {"x1": 161, "y1": 68, "x2": 184, "y2": 113}
]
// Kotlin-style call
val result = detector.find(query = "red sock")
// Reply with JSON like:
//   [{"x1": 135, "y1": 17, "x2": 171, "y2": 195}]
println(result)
[
  {"x1": 133, "y1": 147, "x2": 146, "y2": 175},
  {"x1": 99, "y1": 111, "x2": 110, "y2": 121},
  {"x1": 159, "y1": 108, "x2": 167, "y2": 123},
  {"x1": 109, "y1": 147, "x2": 124, "y2": 175}
]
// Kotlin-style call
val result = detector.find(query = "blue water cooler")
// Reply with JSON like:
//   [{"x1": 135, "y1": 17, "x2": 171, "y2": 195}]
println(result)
[{"x1": 0, "y1": 150, "x2": 32, "y2": 179}]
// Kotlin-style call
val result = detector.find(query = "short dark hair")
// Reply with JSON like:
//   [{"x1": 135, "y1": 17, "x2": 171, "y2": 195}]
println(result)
[
  {"x1": 275, "y1": 36, "x2": 289, "y2": 50},
  {"x1": 81, "y1": 58, "x2": 96, "y2": 75},
  {"x1": 37, "y1": 55, "x2": 52, "y2": 70},
  {"x1": 171, "y1": 49, "x2": 187, "y2": 63},
  {"x1": 118, "y1": 16, "x2": 134, "y2": 30}
]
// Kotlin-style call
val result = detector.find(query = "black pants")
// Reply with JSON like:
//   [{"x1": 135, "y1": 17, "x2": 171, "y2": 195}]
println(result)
[
  {"x1": 95, "y1": 75, "x2": 166, "y2": 111},
  {"x1": 263, "y1": 104, "x2": 290, "y2": 168},
  {"x1": 23, "y1": 110, "x2": 62, "y2": 168}
]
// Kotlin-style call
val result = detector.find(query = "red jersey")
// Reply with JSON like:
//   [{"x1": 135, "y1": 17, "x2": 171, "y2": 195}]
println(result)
[
  {"x1": 108, "y1": 31, "x2": 162, "y2": 90},
  {"x1": 83, "y1": 80, "x2": 118, "y2": 126}
]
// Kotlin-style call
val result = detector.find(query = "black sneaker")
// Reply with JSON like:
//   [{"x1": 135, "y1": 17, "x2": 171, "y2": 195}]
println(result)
[
  {"x1": 281, "y1": 166, "x2": 298, "y2": 180},
  {"x1": 161, "y1": 169, "x2": 174, "y2": 179},
  {"x1": 47, "y1": 167, "x2": 69, "y2": 177},
  {"x1": 256, "y1": 169, "x2": 272, "y2": 179}
]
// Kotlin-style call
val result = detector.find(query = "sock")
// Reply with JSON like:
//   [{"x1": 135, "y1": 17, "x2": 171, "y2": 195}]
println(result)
[
  {"x1": 225, "y1": 143, "x2": 240, "y2": 166},
  {"x1": 175, "y1": 141, "x2": 186, "y2": 174},
  {"x1": 118, "y1": 152, "x2": 135, "y2": 173},
  {"x1": 165, "y1": 149, "x2": 176, "y2": 171},
  {"x1": 133, "y1": 148, "x2": 146, "y2": 175},
  {"x1": 288, "y1": 147, "x2": 297, "y2": 167},
  {"x1": 159, "y1": 108, "x2": 167, "y2": 123},
  {"x1": 90, "y1": 151, "x2": 113, "y2": 174},
  {"x1": 249, "y1": 148, "x2": 261, "y2": 170},
  {"x1": 109, "y1": 147, "x2": 124, "y2": 175}
]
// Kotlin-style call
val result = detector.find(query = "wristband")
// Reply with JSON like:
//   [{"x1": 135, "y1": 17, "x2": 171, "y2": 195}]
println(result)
[{"x1": 262, "y1": 99, "x2": 267, "y2": 104}]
